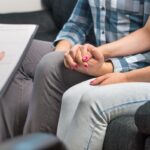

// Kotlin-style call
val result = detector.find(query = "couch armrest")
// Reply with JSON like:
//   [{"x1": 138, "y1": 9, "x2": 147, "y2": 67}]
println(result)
[
  {"x1": 135, "y1": 101, "x2": 150, "y2": 135},
  {"x1": 0, "y1": 133, "x2": 67, "y2": 150}
]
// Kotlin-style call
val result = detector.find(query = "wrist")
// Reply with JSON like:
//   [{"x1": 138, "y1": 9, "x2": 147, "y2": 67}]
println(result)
[
  {"x1": 98, "y1": 44, "x2": 113, "y2": 59},
  {"x1": 98, "y1": 61, "x2": 113, "y2": 76},
  {"x1": 124, "y1": 70, "x2": 142, "y2": 82}
]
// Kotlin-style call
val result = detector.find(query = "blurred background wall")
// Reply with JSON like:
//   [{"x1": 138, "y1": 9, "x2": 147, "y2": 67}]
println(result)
[{"x1": 0, "y1": 0, "x2": 44, "y2": 13}]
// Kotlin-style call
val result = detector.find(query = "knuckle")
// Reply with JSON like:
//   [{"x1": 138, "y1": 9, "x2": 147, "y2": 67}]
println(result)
[
  {"x1": 69, "y1": 50, "x2": 74, "y2": 55},
  {"x1": 64, "y1": 53, "x2": 68, "y2": 59}
]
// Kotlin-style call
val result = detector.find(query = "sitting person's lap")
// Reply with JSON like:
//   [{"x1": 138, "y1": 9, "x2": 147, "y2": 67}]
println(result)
[
  {"x1": 0, "y1": 39, "x2": 53, "y2": 142},
  {"x1": 57, "y1": 81, "x2": 150, "y2": 150}
]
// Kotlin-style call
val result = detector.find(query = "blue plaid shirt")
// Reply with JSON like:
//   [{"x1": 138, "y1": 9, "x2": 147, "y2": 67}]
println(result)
[{"x1": 55, "y1": 0, "x2": 150, "y2": 72}]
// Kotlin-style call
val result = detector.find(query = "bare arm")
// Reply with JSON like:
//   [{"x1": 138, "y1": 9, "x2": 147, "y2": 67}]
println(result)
[
  {"x1": 0, "y1": 51, "x2": 5, "y2": 60},
  {"x1": 125, "y1": 66, "x2": 150, "y2": 82},
  {"x1": 55, "y1": 40, "x2": 72, "y2": 52},
  {"x1": 100, "y1": 17, "x2": 150, "y2": 58}
]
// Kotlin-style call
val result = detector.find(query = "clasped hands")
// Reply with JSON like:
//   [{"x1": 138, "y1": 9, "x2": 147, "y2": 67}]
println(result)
[{"x1": 64, "y1": 44, "x2": 128, "y2": 85}]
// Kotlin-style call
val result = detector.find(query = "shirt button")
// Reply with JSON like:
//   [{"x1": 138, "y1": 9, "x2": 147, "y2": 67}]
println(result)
[
  {"x1": 102, "y1": 31, "x2": 105, "y2": 34},
  {"x1": 101, "y1": 6, "x2": 105, "y2": 10}
]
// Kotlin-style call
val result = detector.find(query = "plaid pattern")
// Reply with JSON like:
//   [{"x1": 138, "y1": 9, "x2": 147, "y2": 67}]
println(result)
[{"x1": 55, "y1": 0, "x2": 150, "y2": 72}]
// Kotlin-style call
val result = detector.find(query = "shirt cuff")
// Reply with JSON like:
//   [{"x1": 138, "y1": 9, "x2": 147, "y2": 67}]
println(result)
[
  {"x1": 53, "y1": 36, "x2": 77, "y2": 47},
  {"x1": 108, "y1": 57, "x2": 130, "y2": 72}
]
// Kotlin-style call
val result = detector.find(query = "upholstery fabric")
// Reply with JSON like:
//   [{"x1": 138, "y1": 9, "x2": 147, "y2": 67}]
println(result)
[
  {"x1": 135, "y1": 101, "x2": 150, "y2": 135},
  {"x1": 0, "y1": 10, "x2": 58, "y2": 41},
  {"x1": 103, "y1": 116, "x2": 145, "y2": 150},
  {"x1": 145, "y1": 138, "x2": 150, "y2": 150},
  {"x1": 0, "y1": 133, "x2": 67, "y2": 150}
]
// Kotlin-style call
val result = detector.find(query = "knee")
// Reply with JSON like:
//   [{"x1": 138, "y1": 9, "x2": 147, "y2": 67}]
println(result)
[
  {"x1": 79, "y1": 92, "x2": 96, "y2": 108},
  {"x1": 62, "y1": 87, "x2": 78, "y2": 106},
  {"x1": 36, "y1": 51, "x2": 64, "y2": 78},
  {"x1": 78, "y1": 92, "x2": 108, "y2": 123}
]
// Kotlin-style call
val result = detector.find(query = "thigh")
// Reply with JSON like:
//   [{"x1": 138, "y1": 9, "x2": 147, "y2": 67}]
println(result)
[
  {"x1": 57, "y1": 79, "x2": 94, "y2": 138},
  {"x1": 24, "y1": 51, "x2": 92, "y2": 134},
  {"x1": 35, "y1": 51, "x2": 92, "y2": 91},
  {"x1": 78, "y1": 82, "x2": 150, "y2": 122},
  {"x1": 20, "y1": 39, "x2": 54, "y2": 78}
]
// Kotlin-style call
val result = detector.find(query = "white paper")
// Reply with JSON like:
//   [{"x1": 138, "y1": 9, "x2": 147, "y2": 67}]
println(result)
[{"x1": 0, "y1": 24, "x2": 37, "y2": 97}]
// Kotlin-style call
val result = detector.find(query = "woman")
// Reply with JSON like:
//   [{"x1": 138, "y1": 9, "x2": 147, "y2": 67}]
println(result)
[
  {"x1": 56, "y1": 17, "x2": 150, "y2": 150},
  {"x1": 0, "y1": 40, "x2": 54, "y2": 142}
]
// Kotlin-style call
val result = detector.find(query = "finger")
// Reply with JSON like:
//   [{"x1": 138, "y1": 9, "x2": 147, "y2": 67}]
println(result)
[
  {"x1": 64, "y1": 53, "x2": 77, "y2": 69},
  {"x1": 0, "y1": 51, "x2": 5, "y2": 60},
  {"x1": 84, "y1": 43, "x2": 95, "y2": 50},
  {"x1": 75, "y1": 47, "x2": 84, "y2": 65},
  {"x1": 88, "y1": 48, "x2": 104, "y2": 62},
  {"x1": 64, "y1": 59, "x2": 70, "y2": 69},
  {"x1": 100, "y1": 80, "x2": 111, "y2": 85},
  {"x1": 90, "y1": 75, "x2": 108, "y2": 85},
  {"x1": 69, "y1": 44, "x2": 81, "y2": 60}
]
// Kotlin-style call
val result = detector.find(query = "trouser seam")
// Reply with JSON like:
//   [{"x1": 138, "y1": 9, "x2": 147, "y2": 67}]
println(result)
[
  {"x1": 102, "y1": 99, "x2": 150, "y2": 114},
  {"x1": 86, "y1": 99, "x2": 150, "y2": 150}
]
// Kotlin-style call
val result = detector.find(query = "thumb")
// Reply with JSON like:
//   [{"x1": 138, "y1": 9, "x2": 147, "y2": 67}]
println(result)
[{"x1": 88, "y1": 48, "x2": 104, "y2": 63}]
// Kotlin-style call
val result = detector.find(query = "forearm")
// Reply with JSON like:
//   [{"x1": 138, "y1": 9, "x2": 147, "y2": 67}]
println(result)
[
  {"x1": 125, "y1": 66, "x2": 150, "y2": 82},
  {"x1": 99, "y1": 26, "x2": 150, "y2": 59},
  {"x1": 55, "y1": 40, "x2": 72, "y2": 52}
]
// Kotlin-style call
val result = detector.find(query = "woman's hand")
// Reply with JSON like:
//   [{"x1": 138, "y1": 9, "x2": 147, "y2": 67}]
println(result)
[
  {"x1": 74, "y1": 46, "x2": 105, "y2": 76},
  {"x1": 90, "y1": 72, "x2": 129, "y2": 85},
  {"x1": 64, "y1": 43, "x2": 108, "y2": 76},
  {"x1": 0, "y1": 51, "x2": 5, "y2": 60},
  {"x1": 64, "y1": 44, "x2": 92, "y2": 69}
]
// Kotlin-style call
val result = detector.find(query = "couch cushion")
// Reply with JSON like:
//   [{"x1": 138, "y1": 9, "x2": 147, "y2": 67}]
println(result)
[
  {"x1": 42, "y1": 0, "x2": 77, "y2": 29},
  {"x1": 42, "y1": 0, "x2": 96, "y2": 44},
  {"x1": 103, "y1": 116, "x2": 145, "y2": 150},
  {"x1": 145, "y1": 138, "x2": 150, "y2": 150},
  {"x1": 0, "y1": 10, "x2": 58, "y2": 41},
  {"x1": 135, "y1": 101, "x2": 150, "y2": 135}
]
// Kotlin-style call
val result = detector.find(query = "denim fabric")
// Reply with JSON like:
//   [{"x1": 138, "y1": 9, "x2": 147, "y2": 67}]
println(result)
[
  {"x1": 135, "y1": 101, "x2": 150, "y2": 135},
  {"x1": 57, "y1": 81, "x2": 150, "y2": 150}
]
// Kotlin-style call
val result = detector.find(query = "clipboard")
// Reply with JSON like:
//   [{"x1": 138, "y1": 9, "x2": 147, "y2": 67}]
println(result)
[{"x1": 0, "y1": 24, "x2": 38, "y2": 98}]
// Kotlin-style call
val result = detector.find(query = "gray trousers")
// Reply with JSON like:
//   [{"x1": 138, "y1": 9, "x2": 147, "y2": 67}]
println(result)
[
  {"x1": 0, "y1": 40, "x2": 52, "y2": 142},
  {"x1": 24, "y1": 51, "x2": 92, "y2": 134},
  {"x1": 57, "y1": 81, "x2": 150, "y2": 150}
]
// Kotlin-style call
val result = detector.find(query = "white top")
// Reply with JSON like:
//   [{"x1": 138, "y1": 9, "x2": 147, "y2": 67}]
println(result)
[{"x1": 0, "y1": 0, "x2": 44, "y2": 13}]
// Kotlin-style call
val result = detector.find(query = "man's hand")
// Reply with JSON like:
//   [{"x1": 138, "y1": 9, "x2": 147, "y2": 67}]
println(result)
[
  {"x1": 90, "y1": 72, "x2": 128, "y2": 85},
  {"x1": 74, "y1": 45, "x2": 105, "y2": 76},
  {"x1": 0, "y1": 51, "x2": 5, "y2": 60},
  {"x1": 64, "y1": 43, "x2": 113, "y2": 76}
]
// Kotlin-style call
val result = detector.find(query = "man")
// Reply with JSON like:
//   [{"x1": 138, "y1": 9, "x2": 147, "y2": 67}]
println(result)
[{"x1": 24, "y1": 0, "x2": 150, "y2": 135}]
